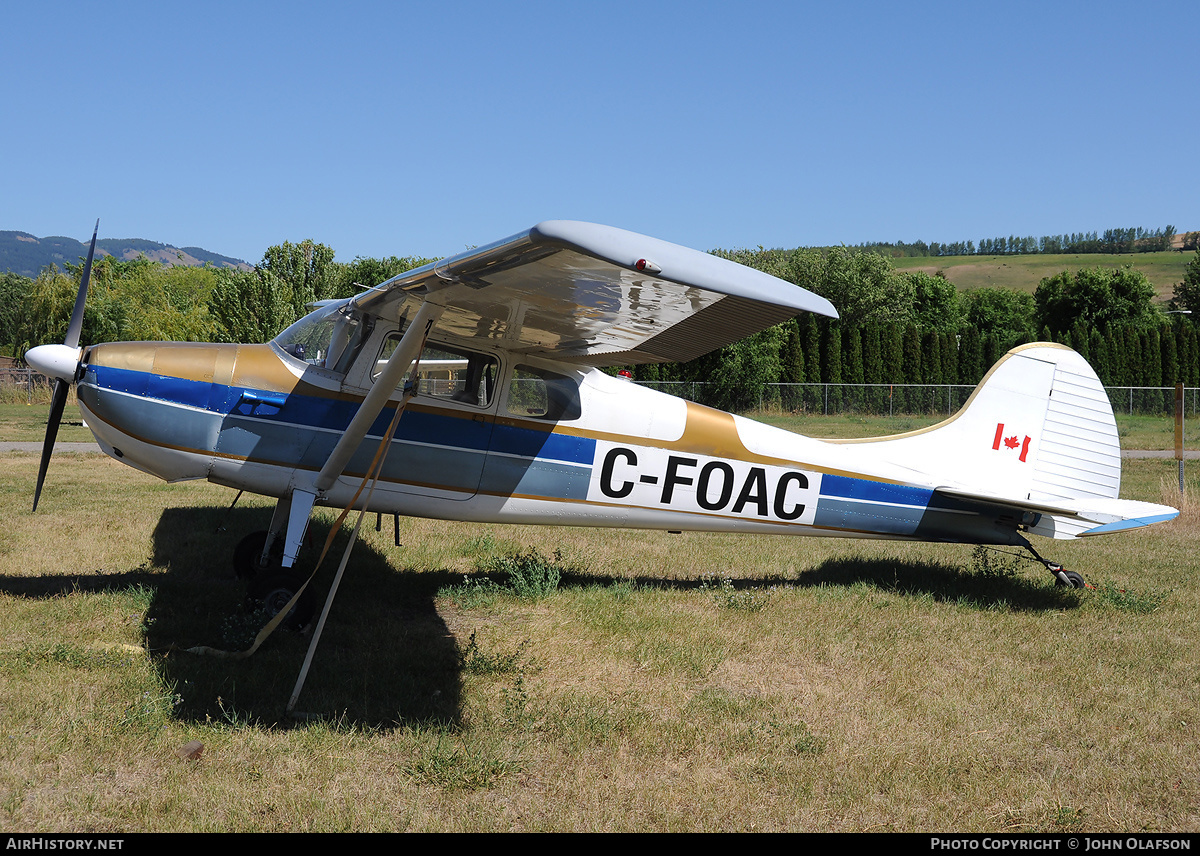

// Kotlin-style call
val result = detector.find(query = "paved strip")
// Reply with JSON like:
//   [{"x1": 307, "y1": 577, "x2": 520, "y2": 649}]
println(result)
[{"x1": 1, "y1": 442, "x2": 107, "y2": 453}]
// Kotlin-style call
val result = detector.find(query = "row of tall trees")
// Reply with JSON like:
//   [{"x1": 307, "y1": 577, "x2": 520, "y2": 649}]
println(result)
[{"x1": 856, "y1": 225, "x2": 1189, "y2": 259}]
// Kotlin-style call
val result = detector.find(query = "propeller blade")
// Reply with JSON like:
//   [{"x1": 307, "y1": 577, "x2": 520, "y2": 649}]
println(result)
[
  {"x1": 33, "y1": 379, "x2": 70, "y2": 512},
  {"x1": 64, "y1": 219, "x2": 99, "y2": 349},
  {"x1": 31, "y1": 219, "x2": 99, "y2": 512}
]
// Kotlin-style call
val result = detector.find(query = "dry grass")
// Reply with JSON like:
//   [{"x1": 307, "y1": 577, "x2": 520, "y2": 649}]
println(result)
[
  {"x1": 0, "y1": 450, "x2": 1196, "y2": 831},
  {"x1": 891, "y1": 251, "x2": 1191, "y2": 300}
]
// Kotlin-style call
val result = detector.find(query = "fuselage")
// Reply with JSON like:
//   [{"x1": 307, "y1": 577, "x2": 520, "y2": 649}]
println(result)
[{"x1": 72, "y1": 329, "x2": 1022, "y2": 547}]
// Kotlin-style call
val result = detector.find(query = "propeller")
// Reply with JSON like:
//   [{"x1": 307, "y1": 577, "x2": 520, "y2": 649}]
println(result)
[{"x1": 26, "y1": 219, "x2": 99, "y2": 511}]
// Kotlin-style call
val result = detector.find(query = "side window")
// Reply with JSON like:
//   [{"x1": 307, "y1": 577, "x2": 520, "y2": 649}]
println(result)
[
  {"x1": 506, "y1": 365, "x2": 581, "y2": 421},
  {"x1": 373, "y1": 336, "x2": 498, "y2": 407}
]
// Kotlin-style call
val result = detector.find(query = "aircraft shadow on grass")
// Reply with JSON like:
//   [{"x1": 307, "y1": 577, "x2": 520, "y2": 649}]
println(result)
[
  {"x1": 145, "y1": 506, "x2": 1077, "y2": 727},
  {"x1": 145, "y1": 505, "x2": 467, "y2": 729},
  {"x1": 0, "y1": 505, "x2": 1078, "y2": 731},
  {"x1": 555, "y1": 552, "x2": 1079, "y2": 611}
]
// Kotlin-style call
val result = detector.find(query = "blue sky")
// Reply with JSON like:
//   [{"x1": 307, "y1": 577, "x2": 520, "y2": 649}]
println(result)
[{"x1": 3, "y1": 1, "x2": 1196, "y2": 265}]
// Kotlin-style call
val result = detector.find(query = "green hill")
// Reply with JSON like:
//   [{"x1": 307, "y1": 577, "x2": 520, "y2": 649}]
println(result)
[{"x1": 0, "y1": 230, "x2": 250, "y2": 278}]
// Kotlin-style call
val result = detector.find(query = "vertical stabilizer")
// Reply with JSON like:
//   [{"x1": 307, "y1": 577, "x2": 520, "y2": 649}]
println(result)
[{"x1": 840, "y1": 343, "x2": 1121, "y2": 511}]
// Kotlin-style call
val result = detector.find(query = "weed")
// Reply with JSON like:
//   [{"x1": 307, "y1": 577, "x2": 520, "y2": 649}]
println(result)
[
  {"x1": 458, "y1": 631, "x2": 534, "y2": 676},
  {"x1": 438, "y1": 574, "x2": 505, "y2": 609},
  {"x1": 1052, "y1": 805, "x2": 1086, "y2": 831},
  {"x1": 967, "y1": 545, "x2": 1021, "y2": 580},
  {"x1": 458, "y1": 530, "x2": 498, "y2": 557},
  {"x1": 404, "y1": 733, "x2": 518, "y2": 791},
  {"x1": 220, "y1": 605, "x2": 272, "y2": 650},
  {"x1": 1090, "y1": 581, "x2": 1167, "y2": 614},
  {"x1": 700, "y1": 575, "x2": 771, "y2": 612},
  {"x1": 500, "y1": 671, "x2": 532, "y2": 727},
  {"x1": 477, "y1": 547, "x2": 579, "y2": 600},
  {"x1": 440, "y1": 546, "x2": 580, "y2": 607},
  {"x1": 119, "y1": 688, "x2": 183, "y2": 729},
  {"x1": 211, "y1": 695, "x2": 258, "y2": 729}
]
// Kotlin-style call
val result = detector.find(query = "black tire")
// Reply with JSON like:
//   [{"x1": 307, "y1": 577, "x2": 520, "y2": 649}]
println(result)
[
  {"x1": 248, "y1": 571, "x2": 315, "y2": 630},
  {"x1": 1055, "y1": 570, "x2": 1086, "y2": 589},
  {"x1": 233, "y1": 530, "x2": 281, "y2": 580}
]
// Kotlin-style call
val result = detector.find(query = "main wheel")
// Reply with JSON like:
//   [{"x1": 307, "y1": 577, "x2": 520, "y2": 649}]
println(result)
[
  {"x1": 233, "y1": 530, "x2": 282, "y2": 580},
  {"x1": 248, "y1": 571, "x2": 315, "y2": 630}
]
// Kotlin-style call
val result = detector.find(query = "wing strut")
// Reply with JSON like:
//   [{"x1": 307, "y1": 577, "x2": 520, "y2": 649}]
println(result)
[
  {"x1": 269, "y1": 300, "x2": 445, "y2": 569},
  {"x1": 314, "y1": 300, "x2": 444, "y2": 493}
]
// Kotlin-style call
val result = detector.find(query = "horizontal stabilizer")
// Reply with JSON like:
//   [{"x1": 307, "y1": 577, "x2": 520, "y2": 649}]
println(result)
[
  {"x1": 1076, "y1": 500, "x2": 1180, "y2": 536},
  {"x1": 934, "y1": 487, "x2": 1178, "y2": 540}
]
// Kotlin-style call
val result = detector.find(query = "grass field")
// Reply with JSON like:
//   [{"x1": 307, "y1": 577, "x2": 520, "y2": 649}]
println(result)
[
  {"x1": 2, "y1": 399, "x2": 1198, "y2": 832},
  {"x1": 891, "y1": 250, "x2": 1192, "y2": 300}
]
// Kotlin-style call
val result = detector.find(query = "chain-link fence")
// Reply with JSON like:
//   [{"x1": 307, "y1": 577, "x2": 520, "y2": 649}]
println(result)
[
  {"x1": 3, "y1": 367, "x2": 1197, "y2": 418},
  {"x1": 0, "y1": 368, "x2": 56, "y2": 404}
]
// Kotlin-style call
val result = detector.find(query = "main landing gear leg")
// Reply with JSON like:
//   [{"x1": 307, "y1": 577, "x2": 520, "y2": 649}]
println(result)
[
  {"x1": 1020, "y1": 537, "x2": 1087, "y2": 589},
  {"x1": 232, "y1": 490, "x2": 320, "y2": 630}
]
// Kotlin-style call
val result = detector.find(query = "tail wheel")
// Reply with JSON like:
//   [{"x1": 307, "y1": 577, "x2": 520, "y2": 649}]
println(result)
[{"x1": 1054, "y1": 569, "x2": 1086, "y2": 589}]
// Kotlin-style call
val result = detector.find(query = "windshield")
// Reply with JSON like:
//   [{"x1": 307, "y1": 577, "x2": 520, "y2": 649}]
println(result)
[{"x1": 273, "y1": 299, "x2": 374, "y2": 374}]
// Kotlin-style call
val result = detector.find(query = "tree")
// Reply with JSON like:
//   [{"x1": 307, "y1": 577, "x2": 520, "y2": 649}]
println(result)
[
  {"x1": 18, "y1": 256, "x2": 220, "y2": 352},
  {"x1": 16, "y1": 267, "x2": 77, "y2": 353},
  {"x1": 0, "y1": 272, "x2": 31, "y2": 354},
  {"x1": 957, "y1": 325, "x2": 983, "y2": 385},
  {"x1": 1034, "y1": 267, "x2": 1158, "y2": 335},
  {"x1": 778, "y1": 319, "x2": 804, "y2": 385},
  {"x1": 208, "y1": 268, "x2": 296, "y2": 343},
  {"x1": 905, "y1": 271, "x2": 962, "y2": 334},
  {"x1": 208, "y1": 239, "x2": 340, "y2": 343},
  {"x1": 331, "y1": 255, "x2": 434, "y2": 299},
  {"x1": 822, "y1": 320, "x2": 842, "y2": 410},
  {"x1": 861, "y1": 322, "x2": 884, "y2": 410},
  {"x1": 1171, "y1": 250, "x2": 1200, "y2": 315},
  {"x1": 961, "y1": 288, "x2": 1036, "y2": 352},
  {"x1": 787, "y1": 247, "x2": 913, "y2": 328},
  {"x1": 842, "y1": 325, "x2": 864, "y2": 411},
  {"x1": 259, "y1": 239, "x2": 337, "y2": 320},
  {"x1": 679, "y1": 325, "x2": 783, "y2": 412}
]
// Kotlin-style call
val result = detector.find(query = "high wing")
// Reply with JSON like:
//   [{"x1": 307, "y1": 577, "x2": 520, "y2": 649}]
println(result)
[{"x1": 352, "y1": 220, "x2": 838, "y2": 366}]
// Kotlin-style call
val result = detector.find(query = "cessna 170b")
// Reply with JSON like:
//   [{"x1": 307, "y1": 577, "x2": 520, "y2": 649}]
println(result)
[{"x1": 26, "y1": 220, "x2": 1179, "y2": 603}]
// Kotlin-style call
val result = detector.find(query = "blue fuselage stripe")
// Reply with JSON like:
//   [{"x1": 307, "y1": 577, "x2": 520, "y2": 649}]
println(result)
[
  {"x1": 89, "y1": 364, "x2": 592, "y2": 468},
  {"x1": 87, "y1": 364, "x2": 940, "y2": 533}
]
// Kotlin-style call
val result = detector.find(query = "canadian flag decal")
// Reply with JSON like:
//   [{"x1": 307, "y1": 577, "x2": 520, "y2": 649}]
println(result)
[{"x1": 992, "y1": 423, "x2": 1032, "y2": 463}]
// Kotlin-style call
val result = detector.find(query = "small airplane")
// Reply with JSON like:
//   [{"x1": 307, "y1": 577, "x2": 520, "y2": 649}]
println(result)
[{"x1": 26, "y1": 220, "x2": 1179, "y2": 608}]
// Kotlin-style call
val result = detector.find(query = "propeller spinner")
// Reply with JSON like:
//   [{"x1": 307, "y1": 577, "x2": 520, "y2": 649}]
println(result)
[{"x1": 26, "y1": 219, "x2": 99, "y2": 512}]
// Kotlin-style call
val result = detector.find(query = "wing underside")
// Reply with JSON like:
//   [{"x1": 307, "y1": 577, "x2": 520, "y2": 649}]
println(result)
[{"x1": 352, "y1": 221, "x2": 837, "y2": 366}]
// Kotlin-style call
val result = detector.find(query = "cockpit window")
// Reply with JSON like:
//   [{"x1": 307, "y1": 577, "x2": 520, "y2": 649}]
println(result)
[
  {"x1": 273, "y1": 299, "x2": 373, "y2": 374},
  {"x1": 506, "y1": 365, "x2": 581, "y2": 420},
  {"x1": 373, "y1": 334, "x2": 498, "y2": 407}
]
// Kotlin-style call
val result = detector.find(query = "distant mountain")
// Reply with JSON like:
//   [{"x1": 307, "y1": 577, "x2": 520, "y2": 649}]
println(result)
[{"x1": 0, "y1": 230, "x2": 251, "y2": 278}]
